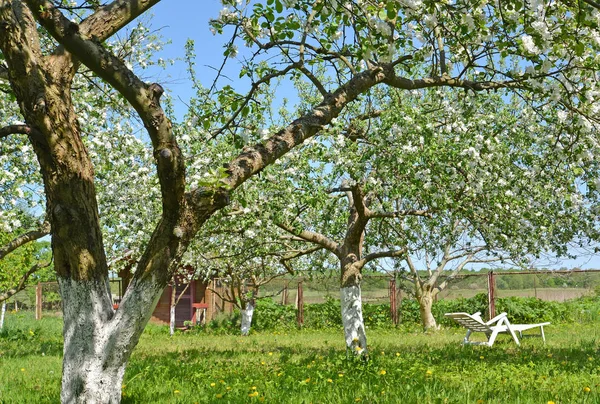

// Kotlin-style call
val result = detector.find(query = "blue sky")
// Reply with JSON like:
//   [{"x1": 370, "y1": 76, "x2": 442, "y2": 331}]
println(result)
[
  {"x1": 143, "y1": 0, "x2": 248, "y2": 117},
  {"x1": 137, "y1": 1, "x2": 600, "y2": 270}
]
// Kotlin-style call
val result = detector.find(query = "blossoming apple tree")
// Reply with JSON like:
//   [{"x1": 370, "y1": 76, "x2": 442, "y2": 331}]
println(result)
[{"x1": 1, "y1": 0, "x2": 599, "y2": 402}]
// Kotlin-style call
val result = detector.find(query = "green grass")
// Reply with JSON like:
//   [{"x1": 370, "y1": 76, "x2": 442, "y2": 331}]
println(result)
[{"x1": 1, "y1": 312, "x2": 599, "y2": 403}]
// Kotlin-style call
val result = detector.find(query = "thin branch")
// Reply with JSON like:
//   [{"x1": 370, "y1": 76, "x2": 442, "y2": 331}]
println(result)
[
  {"x1": 0, "y1": 260, "x2": 52, "y2": 303},
  {"x1": 356, "y1": 247, "x2": 408, "y2": 268},
  {"x1": 367, "y1": 209, "x2": 433, "y2": 219},
  {"x1": 279, "y1": 245, "x2": 324, "y2": 274},
  {"x1": 0, "y1": 222, "x2": 51, "y2": 261}
]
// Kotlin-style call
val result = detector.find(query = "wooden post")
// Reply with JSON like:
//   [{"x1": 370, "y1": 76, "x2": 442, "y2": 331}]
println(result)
[
  {"x1": 487, "y1": 271, "x2": 496, "y2": 320},
  {"x1": 281, "y1": 284, "x2": 288, "y2": 305},
  {"x1": 35, "y1": 282, "x2": 42, "y2": 320},
  {"x1": 389, "y1": 279, "x2": 398, "y2": 325},
  {"x1": 296, "y1": 281, "x2": 304, "y2": 327},
  {"x1": 533, "y1": 275, "x2": 537, "y2": 298}
]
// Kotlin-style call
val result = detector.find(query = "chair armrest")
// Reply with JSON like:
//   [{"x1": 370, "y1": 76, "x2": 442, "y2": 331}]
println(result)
[{"x1": 485, "y1": 312, "x2": 507, "y2": 325}]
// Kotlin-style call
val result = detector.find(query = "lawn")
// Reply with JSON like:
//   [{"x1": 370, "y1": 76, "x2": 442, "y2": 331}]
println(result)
[{"x1": 1, "y1": 312, "x2": 599, "y2": 403}]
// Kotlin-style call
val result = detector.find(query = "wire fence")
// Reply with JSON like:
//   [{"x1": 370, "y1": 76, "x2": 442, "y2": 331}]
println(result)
[{"x1": 5, "y1": 269, "x2": 600, "y2": 321}]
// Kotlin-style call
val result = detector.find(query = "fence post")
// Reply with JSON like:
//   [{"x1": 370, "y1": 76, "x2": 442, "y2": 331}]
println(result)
[
  {"x1": 487, "y1": 271, "x2": 496, "y2": 320},
  {"x1": 35, "y1": 282, "x2": 42, "y2": 320},
  {"x1": 281, "y1": 284, "x2": 288, "y2": 305},
  {"x1": 389, "y1": 279, "x2": 398, "y2": 325},
  {"x1": 296, "y1": 281, "x2": 304, "y2": 327}
]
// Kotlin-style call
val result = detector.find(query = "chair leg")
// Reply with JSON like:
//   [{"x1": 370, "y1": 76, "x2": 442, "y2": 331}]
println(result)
[
  {"x1": 463, "y1": 329, "x2": 472, "y2": 344},
  {"x1": 540, "y1": 326, "x2": 546, "y2": 343},
  {"x1": 487, "y1": 329, "x2": 500, "y2": 347}
]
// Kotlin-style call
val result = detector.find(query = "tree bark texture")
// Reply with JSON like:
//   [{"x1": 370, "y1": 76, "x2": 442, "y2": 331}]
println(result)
[{"x1": 417, "y1": 288, "x2": 439, "y2": 331}]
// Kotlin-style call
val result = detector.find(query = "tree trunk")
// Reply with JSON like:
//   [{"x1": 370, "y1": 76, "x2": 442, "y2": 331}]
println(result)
[
  {"x1": 417, "y1": 289, "x2": 439, "y2": 331},
  {"x1": 59, "y1": 274, "x2": 165, "y2": 403},
  {"x1": 340, "y1": 285, "x2": 367, "y2": 355},
  {"x1": 0, "y1": 301, "x2": 5, "y2": 329},
  {"x1": 169, "y1": 285, "x2": 176, "y2": 336},
  {"x1": 240, "y1": 300, "x2": 255, "y2": 336},
  {"x1": 59, "y1": 278, "x2": 121, "y2": 403}
]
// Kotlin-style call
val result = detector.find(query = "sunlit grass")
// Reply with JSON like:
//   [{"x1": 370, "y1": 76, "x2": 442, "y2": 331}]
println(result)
[{"x1": 1, "y1": 312, "x2": 599, "y2": 403}]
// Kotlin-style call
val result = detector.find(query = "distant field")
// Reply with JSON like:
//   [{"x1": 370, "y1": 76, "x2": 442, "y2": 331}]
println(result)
[
  {"x1": 1, "y1": 312, "x2": 599, "y2": 403},
  {"x1": 439, "y1": 287, "x2": 594, "y2": 301},
  {"x1": 269, "y1": 287, "x2": 595, "y2": 305}
]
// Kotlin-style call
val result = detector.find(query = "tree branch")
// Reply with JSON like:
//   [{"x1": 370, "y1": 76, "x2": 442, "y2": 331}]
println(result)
[
  {"x1": 356, "y1": 247, "x2": 408, "y2": 268},
  {"x1": 279, "y1": 245, "x2": 324, "y2": 274},
  {"x1": 0, "y1": 124, "x2": 40, "y2": 140},
  {"x1": 367, "y1": 209, "x2": 433, "y2": 219},
  {"x1": 0, "y1": 222, "x2": 51, "y2": 261},
  {"x1": 28, "y1": 0, "x2": 186, "y2": 218},
  {"x1": 78, "y1": 0, "x2": 162, "y2": 41},
  {"x1": 276, "y1": 223, "x2": 339, "y2": 254}
]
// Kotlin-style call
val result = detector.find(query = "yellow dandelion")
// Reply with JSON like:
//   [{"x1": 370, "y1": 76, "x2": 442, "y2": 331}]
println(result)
[
  {"x1": 268, "y1": 352, "x2": 273, "y2": 356},
  {"x1": 480, "y1": 356, "x2": 484, "y2": 359},
  {"x1": 216, "y1": 393, "x2": 223, "y2": 399},
  {"x1": 425, "y1": 370, "x2": 433, "y2": 376},
  {"x1": 277, "y1": 372, "x2": 283, "y2": 377},
  {"x1": 327, "y1": 378, "x2": 333, "y2": 383},
  {"x1": 380, "y1": 351, "x2": 385, "y2": 355},
  {"x1": 338, "y1": 373, "x2": 344, "y2": 378},
  {"x1": 307, "y1": 364, "x2": 311, "y2": 368},
  {"x1": 355, "y1": 398, "x2": 362, "y2": 402},
  {"x1": 396, "y1": 352, "x2": 400, "y2": 357},
  {"x1": 210, "y1": 383, "x2": 216, "y2": 387},
  {"x1": 29, "y1": 330, "x2": 34, "y2": 336},
  {"x1": 248, "y1": 391, "x2": 259, "y2": 397},
  {"x1": 20, "y1": 368, "x2": 25, "y2": 372},
  {"x1": 261, "y1": 361, "x2": 266, "y2": 365},
  {"x1": 174, "y1": 390, "x2": 181, "y2": 394},
  {"x1": 547, "y1": 354, "x2": 553, "y2": 358},
  {"x1": 355, "y1": 346, "x2": 362, "y2": 351},
  {"x1": 226, "y1": 386, "x2": 231, "y2": 391},
  {"x1": 251, "y1": 386, "x2": 257, "y2": 390},
  {"x1": 589, "y1": 357, "x2": 594, "y2": 361},
  {"x1": 584, "y1": 387, "x2": 591, "y2": 393},
  {"x1": 379, "y1": 370, "x2": 387, "y2": 375},
  {"x1": 381, "y1": 390, "x2": 385, "y2": 395},
  {"x1": 352, "y1": 337, "x2": 359, "y2": 342},
  {"x1": 548, "y1": 401, "x2": 556, "y2": 404},
  {"x1": 122, "y1": 385, "x2": 126, "y2": 390}
]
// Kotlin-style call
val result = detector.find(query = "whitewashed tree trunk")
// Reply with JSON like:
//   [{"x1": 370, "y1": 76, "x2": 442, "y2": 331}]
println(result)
[
  {"x1": 340, "y1": 285, "x2": 367, "y2": 355},
  {"x1": 169, "y1": 286, "x2": 176, "y2": 336},
  {"x1": 59, "y1": 276, "x2": 164, "y2": 403},
  {"x1": 240, "y1": 301, "x2": 255, "y2": 336},
  {"x1": 418, "y1": 290, "x2": 439, "y2": 331},
  {"x1": 0, "y1": 301, "x2": 6, "y2": 329}
]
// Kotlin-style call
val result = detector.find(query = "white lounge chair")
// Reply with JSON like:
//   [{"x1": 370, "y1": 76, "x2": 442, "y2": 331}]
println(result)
[{"x1": 445, "y1": 311, "x2": 550, "y2": 347}]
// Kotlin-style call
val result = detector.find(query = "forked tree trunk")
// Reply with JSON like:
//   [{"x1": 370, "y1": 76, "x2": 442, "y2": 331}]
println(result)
[
  {"x1": 0, "y1": 301, "x2": 5, "y2": 329},
  {"x1": 417, "y1": 289, "x2": 439, "y2": 331},
  {"x1": 59, "y1": 278, "x2": 121, "y2": 403},
  {"x1": 240, "y1": 300, "x2": 255, "y2": 336},
  {"x1": 59, "y1": 275, "x2": 166, "y2": 403},
  {"x1": 340, "y1": 284, "x2": 367, "y2": 355}
]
